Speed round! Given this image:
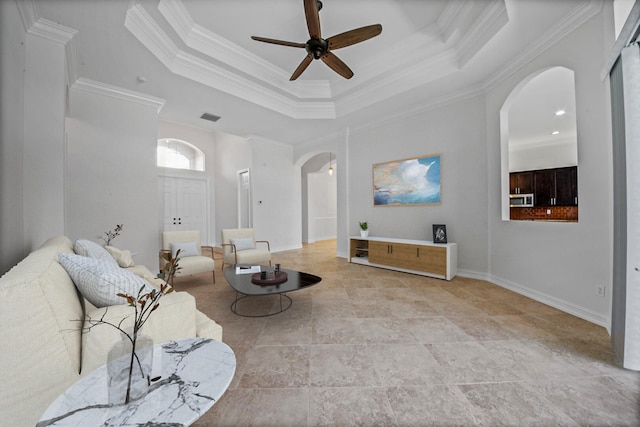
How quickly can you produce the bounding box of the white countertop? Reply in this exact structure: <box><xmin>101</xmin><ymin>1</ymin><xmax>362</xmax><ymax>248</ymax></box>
<box><xmin>351</xmin><ymin>235</ymin><xmax>456</xmax><ymax>247</ymax></box>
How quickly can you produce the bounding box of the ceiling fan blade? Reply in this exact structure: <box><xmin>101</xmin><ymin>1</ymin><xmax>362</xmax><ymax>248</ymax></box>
<box><xmin>327</xmin><ymin>24</ymin><xmax>382</xmax><ymax>50</ymax></box>
<box><xmin>321</xmin><ymin>52</ymin><xmax>354</xmax><ymax>79</ymax></box>
<box><xmin>290</xmin><ymin>55</ymin><xmax>313</xmax><ymax>81</ymax></box>
<box><xmin>304</xmin><ymin>0</ymin><xmax>321</xmax><ymax>39</ymax></box>
<box><xmin>251</xmin><ymin>36</ymin><xmax>305</xmax><ymax>48</ymax></box>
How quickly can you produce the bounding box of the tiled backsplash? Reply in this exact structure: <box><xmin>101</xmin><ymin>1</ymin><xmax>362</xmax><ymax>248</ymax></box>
<box><xmin>510</xmin><ymin>206</ymin><xmax>578</xmax><ymax>222</ymax></box>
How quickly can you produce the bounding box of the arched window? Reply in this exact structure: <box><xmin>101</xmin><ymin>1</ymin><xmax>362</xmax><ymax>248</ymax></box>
<box><xmin>157</xmin><ymin>138</ymin><xmax>205</xmax><ymax>171</ymax></box>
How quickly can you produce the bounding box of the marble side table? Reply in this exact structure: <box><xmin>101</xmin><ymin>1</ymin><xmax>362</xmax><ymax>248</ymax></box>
<box><xmin>37</xmin><ymin>338</ymin><xmax>235</xmax><ymax>426</ymax></box>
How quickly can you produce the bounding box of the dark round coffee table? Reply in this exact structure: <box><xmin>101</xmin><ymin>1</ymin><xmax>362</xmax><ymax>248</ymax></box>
<box><xmin>223</xmin><ymin>264</ymin><xmax>322</xmax><ymax>317</ymax></box>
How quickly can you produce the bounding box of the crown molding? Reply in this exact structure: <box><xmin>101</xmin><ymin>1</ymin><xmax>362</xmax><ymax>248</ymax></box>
<box><xmin>602</xmin><ymin>0</ymin><xmax>640</xmax><ymax>79</ymax></box>
<box><xmin>247</xmin><ymin>134</ymin><xmax>292</xmax><ymax>150</ymax></box>
<box><xmin>124</xmin><ymin>0</ymin><xmax>595</xmax><ymax>123</ymax></box>
<box><xmin>438</xmin><ymin>0</ymin><xmax>466</xmax><ymax>43</ymax></box>
<box><xmin>15</xmin><ymin>0</ymin><xmax>39</xmax><ymax>32</ymax></box>
<box><xmin>336</xmin><ymin>49</ymin><xmax>460</xmax><ymax>117</ymax></box>
<box><xmin>126</xmin><ymin>2</ymin><xmax>336</xmax><ymax>119</ymax></box>
<box><xmin>456</xmin><ymin>0</ymin><xmax>508</xmax><ymax>67</ymax></box>
<box><xmin>65</xmin><ymin>34</ymin><xmax>79</xmax><ymax>86</ymax></box>
<box><xmin>482</xmin><ymin>0</ymin><xmax>602</xmax><ymax>93</ymax></box>
<box><xmin>347</xmin><ymin>84</ymin><xmax>486</xmax><ymax>138</ymax></box>
<box><xmin>299</xmin><ymin>84</ymin><xmax>485</xmax><ymax>147</ymax></box>
<box><xmin>140</xmin><ymin>0</ymin><xmax>499</xmax><ymax>119</ymax></box>
<box><xmin>159</xmin><ymin>0</ymin><xmax>331</xmax><ymax>99</ymax></box>
<box><xmin>16</xmin><ymin>4</ymin><xmax>80</xmax><ymax>86</ymax></box>
<box><xmin>173</xmin><ymin>51</ymin><xmax>337</xmax><ymax>119</ymax></box>
<box><xmin>28</xmin><ymin>18</ymin><xmax>77</xmax><ymax>45</ymax></box>
<box><xmin>71</xmin><ymin>78</ymin><xmax>166</xmax><ymax>112</ymax></box>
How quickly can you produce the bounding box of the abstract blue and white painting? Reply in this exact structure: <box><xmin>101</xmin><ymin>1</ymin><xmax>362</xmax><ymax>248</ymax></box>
<box><xmin>373</xmin><ymin>154</ymin><xmax>441</xmax><ymax>206</ymax></box>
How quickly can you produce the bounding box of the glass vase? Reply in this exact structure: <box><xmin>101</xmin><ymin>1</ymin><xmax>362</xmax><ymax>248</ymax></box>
<box><xmin>107</xmin><ymin>331</ymin><xmax>153</xmax><ymax>404</ymax></box>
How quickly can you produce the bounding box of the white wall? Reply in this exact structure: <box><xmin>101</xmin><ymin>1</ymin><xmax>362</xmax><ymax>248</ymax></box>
<box><xmin>249</xmin><ymin>136</ymin><xmax>302</xmax><ymax>252</ymax></box>
<box><xmin>0</xmin><ymin>1</ymin><xmax>26</xmax><ymax>274</ymax></box>
<box><xmin>65</xmin><ymin>82</ymin><xmax>163</xmax><ymax>270</ymax></box>
<box><xmin>509</xmin><ymin>140</ymin><xmax>578</xmax><ymax>172</ymax></box>
<box><xmin>487</xmin><ymin>10</ymin><xmax>614</xmax><ymax>326</ymax></box>
<box><xmin>214</xmin><ymin>132</ymin><xmax>252</xmax><ymax>245</ymax></box>
<box><xmin>157</xmin><ymin>120</ymin><xmax>217</xmax><ymax>245</ymax></box>
<box><xmin>347</xmin><ymin>96</ymin><xmax>489</xmax><ymax>276</ymax></box>
<box><xmin>22</xmin><ymin>26</ymin><xmax>70</xmax><ymax>253</ymax></box>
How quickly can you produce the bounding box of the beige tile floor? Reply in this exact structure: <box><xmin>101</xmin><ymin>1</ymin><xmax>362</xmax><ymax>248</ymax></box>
<box><xmin>175</xmin><ymin>240</ymin><xmax>639</xmax><ymax>426</ymax></box>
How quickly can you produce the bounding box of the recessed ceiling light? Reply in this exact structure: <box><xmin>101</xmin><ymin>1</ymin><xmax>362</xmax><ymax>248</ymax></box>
<box><xmin>552</xmin><ymin>131</ymin><xmax>560</xmax><ymax>135</ymax></box>
<box><xmin>555</xmin><ymin>110</ymin><xmax>566</xmax><ymax>116</ymax></box>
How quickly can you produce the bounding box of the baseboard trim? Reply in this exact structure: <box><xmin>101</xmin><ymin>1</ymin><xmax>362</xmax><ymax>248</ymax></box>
<box><xmin>487</xmin><ymin>274</ymin><xmax>610</xmax><ymax>329</ymax></box>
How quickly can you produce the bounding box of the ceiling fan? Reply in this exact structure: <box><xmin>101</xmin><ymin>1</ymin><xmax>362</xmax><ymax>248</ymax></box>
<box><xmin>251</xmin><ymin>0</ymin><xmax>382</xmax><ymax>81</ymax></box>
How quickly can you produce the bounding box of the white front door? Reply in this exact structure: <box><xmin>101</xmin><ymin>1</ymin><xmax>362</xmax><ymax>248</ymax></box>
<box><xmin>160</xmin><ymin>176</ymin><xmax>209</xmax><ymax>242</ymax></box>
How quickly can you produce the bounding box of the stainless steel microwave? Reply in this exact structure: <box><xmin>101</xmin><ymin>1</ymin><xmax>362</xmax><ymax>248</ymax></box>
<box><xmin>509</xmin><ymin>193</ymin><xmax>534</xmax><ymax>207</ymax></box>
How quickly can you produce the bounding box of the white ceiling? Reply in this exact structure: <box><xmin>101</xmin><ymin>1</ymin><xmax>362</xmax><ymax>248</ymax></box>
<box><xmin>32</xmin><ymin>0</ymin><xmax>601</xmax><ymax>146</ymax></box>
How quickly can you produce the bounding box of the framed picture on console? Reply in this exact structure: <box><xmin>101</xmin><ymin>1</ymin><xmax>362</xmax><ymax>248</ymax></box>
<box><xmin>372</xmin><ymin>154</ymin><xmax>441</xmax><ymax>206</ymax></box>
<box><xmin>432</xmin><ymin>224</ymin><xmax>447</xmax><ymax>244</ymax></box>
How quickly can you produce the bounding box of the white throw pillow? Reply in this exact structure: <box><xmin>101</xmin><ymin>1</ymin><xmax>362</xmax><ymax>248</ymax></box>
<box><xmin>105</xmin><ymin>246</ymin><xmax>135</xmax><ymax>268</ymax></box>
<box><xmin>74</xmin><ymin>239</ymin><xmax>118</xmax><ymax>266</ymax></box>
<box><xmin>230</xmin><ymin>237</ymin><xmax>256</xmax><ymax>252</ymax></box>
<box><xmin>170</xmin><ymin>241</ymin><xmax>200</xmax><ymax>258</ymax></box>
<box><xmin>58</xmin><ymin>253</ymin><xmax>155</xmax><ymax>307</ymax></box>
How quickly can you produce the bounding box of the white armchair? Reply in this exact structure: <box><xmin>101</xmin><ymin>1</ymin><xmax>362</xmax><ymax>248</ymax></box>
<box><xmin>160</xmin><ymin>230</ymin><xmax>215</xmax><ymax>284</ymax></box>
<box><xmin>221</xmin><ymin>228</ymin><xmax>271</xmax><ymax>269</ymax></box>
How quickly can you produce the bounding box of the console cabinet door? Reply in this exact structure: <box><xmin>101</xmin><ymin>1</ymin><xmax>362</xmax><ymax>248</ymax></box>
<box><xmin>368</xmin><ymin>241</ymin><xmax>390</xmax><ymax>265</ymax></box>
<box><xmin>369</xmin><ymin>241</ymin><xmax>447</xmax><ymax>275</ymax></box>
<box><xmin>368</xmin><ymin>242</ymin><xmax>415</xmax><ymax>269</ymax></box>
<box><xmin>414</xmin><ymin>246</ymin><xmax>447</xmax><ymax>276</ymax></box>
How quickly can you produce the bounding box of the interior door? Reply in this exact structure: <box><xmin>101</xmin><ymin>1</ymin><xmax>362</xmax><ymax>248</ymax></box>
<box><xmin>237</xmin><ymin>169</ymin><xmax>251</xmax><ymax>228</ymax></box>
<box><xmin>159</xmin><ymin>176</ymin><xmax>208</xmax><ymax>242</ymax></box>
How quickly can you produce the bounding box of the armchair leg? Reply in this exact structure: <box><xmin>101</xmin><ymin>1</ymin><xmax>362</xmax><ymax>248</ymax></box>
<box><xmin>212</xmin><ymin>270</ymin><xmax>216</xmax><ymax>284</ymax></box>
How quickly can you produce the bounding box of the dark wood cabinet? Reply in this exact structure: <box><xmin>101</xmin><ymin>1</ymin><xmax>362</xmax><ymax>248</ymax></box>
<box><xmin>555</xmin><ymin>167</ymin><xmax>577</xmax><ymax>206</ymax></box>
<box><xmin>509</xmin><ymin>171</ymin><xmax>533</xmax><ymax>194</ymax></box>
<box><xmin>533</xmin><ymin>166</ymin><xmax>577</xmax><ymax>207</ymax></box>
<box><xmin>533</xmin><ymin>170</ymin><xmax>555</xmax><ymax>206</ymax></box>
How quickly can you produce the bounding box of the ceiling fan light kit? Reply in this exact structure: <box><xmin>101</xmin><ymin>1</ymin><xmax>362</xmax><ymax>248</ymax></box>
<box><xmin>251</xmin><ymin>0</ymin><xmax>382</xmax><ymax>81</ymax></box>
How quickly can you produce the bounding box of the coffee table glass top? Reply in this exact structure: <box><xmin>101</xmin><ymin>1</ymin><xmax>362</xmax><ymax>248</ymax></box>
<box><xmin>223</xmin><ymin>265</ymin><xmax>321</xmax><ymax>295</ymax></box>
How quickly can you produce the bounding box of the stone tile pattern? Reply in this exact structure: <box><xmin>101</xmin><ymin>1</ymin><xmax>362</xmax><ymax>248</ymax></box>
<box><xmin>179</xmin><ymin>240</ymin><xmax>639</xmax><ymax>426</ymax></box>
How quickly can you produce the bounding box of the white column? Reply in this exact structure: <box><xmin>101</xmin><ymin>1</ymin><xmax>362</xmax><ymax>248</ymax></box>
<box><xmin>22</xmin><ymin>20</ymin><xmax>76</xmax><ymax>249</ymax></box>
<box><xmin>622</xmin><ymin>42</ymin><xmax>640</xmax><ymax>370</ymax></box>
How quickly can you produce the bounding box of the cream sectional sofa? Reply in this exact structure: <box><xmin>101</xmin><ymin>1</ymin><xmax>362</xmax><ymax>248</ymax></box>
<box><xmin>0</xmin><ymin>236</ymin><xmax>223</xmax><ymax>427</ymax></box>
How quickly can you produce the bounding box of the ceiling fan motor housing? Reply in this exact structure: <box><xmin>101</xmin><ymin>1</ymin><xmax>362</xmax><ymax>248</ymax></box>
<box><xmin>306</xmin><ymin>38</ymin><xmax>328</xmax><ymax>59</ymax></box>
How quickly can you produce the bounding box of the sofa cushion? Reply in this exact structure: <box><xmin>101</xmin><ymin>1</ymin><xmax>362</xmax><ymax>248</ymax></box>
<box><xmin>59</xmin><ymin>253</ymin><xmax>154</xmax><ymax>307</ymax></box>
<box><xmin>0</xmin><ymin>236</ymin><xmax>83</xmax><ymax>427</ymax></box>
<box><xmin>230</xmin><ymin>237</ymin><xmax>255</xmax><ymax>251</ymax></box>
<box><xmin>74</xmin><ymin>239</ymin><xmax>118</xmax><ymax>266</ymax></box>
<box><xmin>105</xmin><ymin>245</ymin><xmax>135</xmax><ymax>268</ymax></box>
<box><xmin>174</xmin><ymin>255</ymin><xmax>215</xmax><ymax>277</ymax></box>
<box><xmin>170</xmin><ymin>241</ymin><xmax>200</xmax><ymax>258</ymax></box>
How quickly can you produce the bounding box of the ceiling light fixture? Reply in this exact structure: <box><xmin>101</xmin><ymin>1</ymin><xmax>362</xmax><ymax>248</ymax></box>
<box><xmin>555</xmin><ymin>110</ymin><xmax>566</xmax><ymax>116</ymax></box>
<box><xmin>552</xmin><ymin>131</ymin><xmax>560</xmax><ymax>135</ymax></box>
<box><xmin>328</xmin><ymin>152</ymin><xmax>334</xmax><ymax>176</ymax></box>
